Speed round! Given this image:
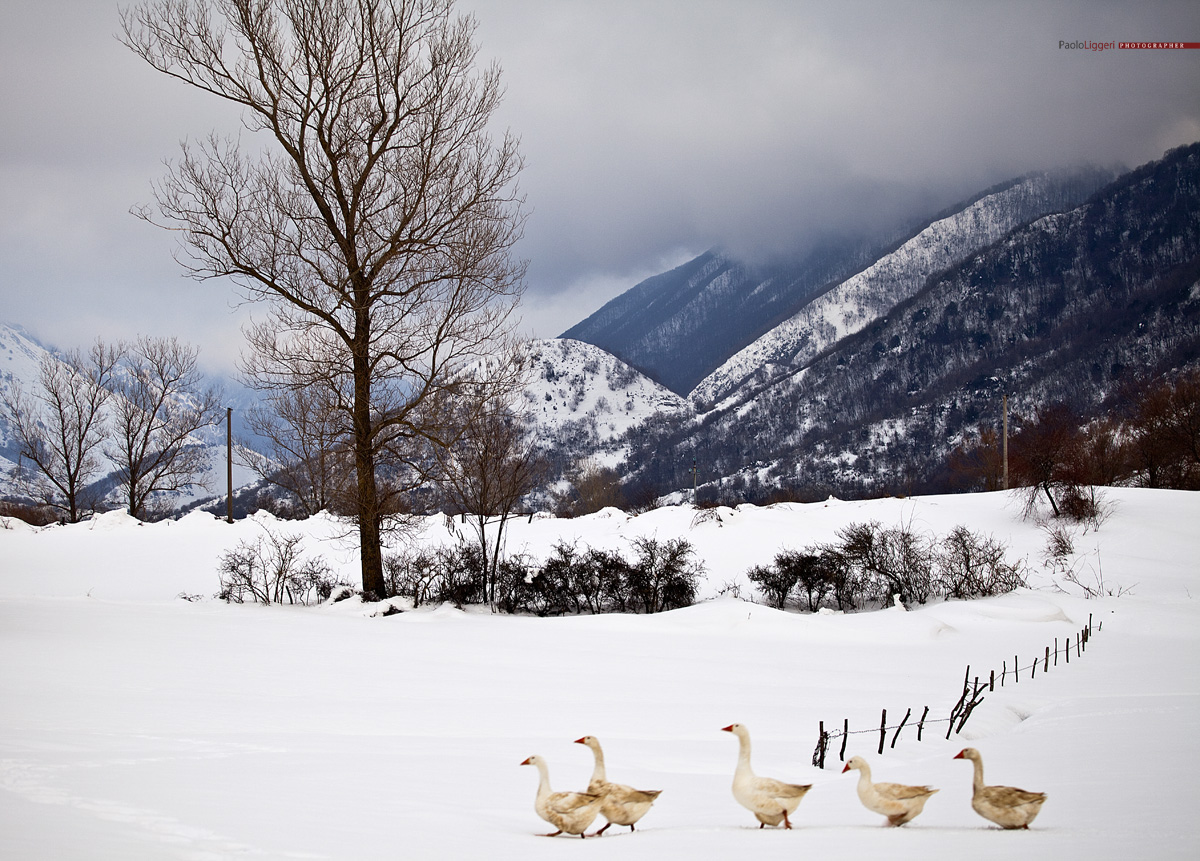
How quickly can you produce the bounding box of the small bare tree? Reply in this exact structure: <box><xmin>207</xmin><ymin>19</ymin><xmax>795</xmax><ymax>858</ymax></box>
<box><xmin>1009</xmin><ymin>402</ymin><xmax>1082</xmax><ymax>518</ymax></box>
<box><xmin>435</xmin><ymin>379</ymin><xmax>545</xmax><ymax>609</ymax></box>
<box><xmin>122</xmin><ymin>0</ymin><xmax>527</xmax><ymax>595</ymax></box>
<box><xmin>237</xmin><ymin>381</ymin><xmax>355</xmax><ymax>516</ymax></box>
<box><xmin>1</xmin><ymin>342</ymin><xmax>122</xmax><ymax>522</ymax></box>
<box><xmin>106</xmin><ymin>336</ymin><xmax>223</xmax><ymax>518</ymax></box>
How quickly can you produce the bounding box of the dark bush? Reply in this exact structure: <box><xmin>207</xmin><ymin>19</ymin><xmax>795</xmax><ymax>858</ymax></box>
<box><xmin>384</xmin><ymin>543</ymin><xmax>486</xmax><ymax>609</ymax></box>
<box><xmin>626</xmin><ymin>536</ymin><xmax>703</xmax><ymax>613</ymax></box>
<box><xmin>937</xmin><ymin>526</ymin><xmax>1027</xmax><ymax>599</ymax></box>
<box><xmin>746</xmin><ymin>521</ymin><xmax>1025</xmax><ymax>611</ymax></box>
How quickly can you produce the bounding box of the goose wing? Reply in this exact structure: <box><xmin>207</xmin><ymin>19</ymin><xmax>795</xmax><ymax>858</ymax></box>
<box><xmin>876</xmin><ymin>781</ymin><xmax>938</xmax><ymax>801</ymax></box>
<box><xmin>981</xmin><ymin>785</ymin><xmax>1046</xmax><ymax>808</ymax></box>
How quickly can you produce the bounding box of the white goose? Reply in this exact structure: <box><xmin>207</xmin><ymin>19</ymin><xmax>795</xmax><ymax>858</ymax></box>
<box><xmin>722</xmin><ymin>723</ymin><xmax>812</xmax><ymax>829</ymax></box>
<box><xmin>842</xmin><ymin>755</ymin><xmax>938</xmax><ymax>826</ymax></box>
<box><xmin>519</xmin><ymin>755</ymin><xmax>605</xmax><ymax>838</ymax></box>
<box><xmin>574</xmin><ymin>735</ymin><xmax>662</xmax><ymax>835</ymax></box>
<box><xmin>954</xmin><ymin>747</ymin><xmax>1047</xmax><ymax>829</ymax></box>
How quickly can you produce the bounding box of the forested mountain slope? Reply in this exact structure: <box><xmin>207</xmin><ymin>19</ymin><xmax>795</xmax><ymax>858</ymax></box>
<box><xmin>564</xmin><ymin>169</ymin><xmax>1112</xmax><ymax>398</ymax></box>
<box><xmin>619</xmin><ymin>144</ymin><xmax>1200</xmax><ymax>500</ymax></box>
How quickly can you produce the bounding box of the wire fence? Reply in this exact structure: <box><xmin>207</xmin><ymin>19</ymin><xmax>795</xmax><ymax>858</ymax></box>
<box><xmin>811</xmin><ymin>614</ymin><xmax>1099</xmax><ymax>769</ymax></box>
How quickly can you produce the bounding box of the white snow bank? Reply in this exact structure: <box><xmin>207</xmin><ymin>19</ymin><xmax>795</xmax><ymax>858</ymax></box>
<box><xmin>1</xmin><ymin>488</ymin><xmax>1197</xmax><ymax>859</ymax></box>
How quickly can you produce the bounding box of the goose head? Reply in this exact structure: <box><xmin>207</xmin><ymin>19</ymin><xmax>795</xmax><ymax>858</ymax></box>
<box><xmin>574</xmin><ymin>735</ymin><xmax>598</xmax><ymax>748</ymax></box>
<box><xmin>721</xmin><ymin>723</ymin><xmax>746</xmax><ymax>737</ymax></box>
<box><xmin>841</xmin><ymin>755</ymin><xmax>868</xmax><ymax>774</ymax></box>
<box><xmin>520</xmin><ymin>755</ymin><xmax>541</xmax><ymax>767</ymax></box>
<box><xmin>954</xmin><ymin>748</ymin><xmax>980</xmax><ymax>762</ymax></box>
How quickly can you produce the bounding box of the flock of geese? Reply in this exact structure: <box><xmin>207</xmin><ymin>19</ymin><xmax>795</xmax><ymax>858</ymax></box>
<box><xmin>521</xmin><ymin>724</ymin><xmax>1047</xmax><ymax>837</ymax></box>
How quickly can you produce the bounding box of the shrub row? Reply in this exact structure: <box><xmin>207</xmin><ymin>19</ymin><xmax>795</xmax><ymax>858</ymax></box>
<box><xmin>386</xmin><ymin>536</ymin><xmax>704</xmax><ymax>616</ymax></box>
<box><xmin>747</xmin><ymin>520</ymin><xmax>1026</xmax><ymax>611</ymax></box>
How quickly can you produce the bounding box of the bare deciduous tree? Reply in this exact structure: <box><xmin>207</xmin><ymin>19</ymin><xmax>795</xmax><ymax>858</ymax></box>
<box><xmin>1</xmin><ymin>342</ymin><xmax>121</xmax><ymax>522</ymax></box>
<box><xmin>237</xmin><ymin>380</ymin><xmax>355</xmax><ymax>517</ymax></box>
<box><xmin>1009</xmin><ymin>402</ymin><xmax>1082</xmax><ymax>518</ymax></box>
<box><xmin>435</xmin><ymin>380</ymin><xmax>545</xmax><ymax>608</ymax></box>
<box><xmin>106</xmin><ymin>336</ymin><xmax>223</xmax><ymax>519</ymax></box>
<box><xmin>122</xmin><ymin>0</ymin><xmax>526</xmax><ymax>595</ymax></box>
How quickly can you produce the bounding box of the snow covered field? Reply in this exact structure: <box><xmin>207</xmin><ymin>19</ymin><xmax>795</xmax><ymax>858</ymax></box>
<box><xmin>2</xmin><ymin>488</ymin><xmax>1197</xmax><ymax>859</ymax></box>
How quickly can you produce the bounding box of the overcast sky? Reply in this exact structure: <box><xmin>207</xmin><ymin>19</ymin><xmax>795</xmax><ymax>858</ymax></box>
<box><xmin>2</xmin><ymin>0</ymin><xmax>1198</xmax><ymax>377</ymax></box>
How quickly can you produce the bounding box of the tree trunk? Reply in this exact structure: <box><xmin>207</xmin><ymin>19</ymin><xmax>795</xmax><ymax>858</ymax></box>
<box><xmin>353</xmin><ymin>335</ymin><xmax>386</xmax><ymax>599</ymax></box>
<box><xmin>1042</xmin><ymin>481</ymin><xmax>1060</xmax><ymax>517</ymax></box>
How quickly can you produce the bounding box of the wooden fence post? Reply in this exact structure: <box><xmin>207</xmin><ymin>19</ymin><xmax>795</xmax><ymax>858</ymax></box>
<box><xmin>989</xmin><ymin>669</ymin><xmax>995</xmax><ymax>691</ymax></box>
<box><xmin>891</xmin><ymin>708</ymin><xmax>911</xmax><ymax>749</ymax></box>
<box><xmin>1044</xmin><ymin>646</ymin><xmax>1050</xmax><ymax>672</ymax></box>
<box><xmin>878</xmin><ymin>709</ymin><xmax>887</xmax><ymax>755</ymax></box>
<box><xmin>840</xmin><ymin>718</ymin><xmax>849</xmax><ymax>762</ymax></box>
<box><xmin>1014</xmin><ymin>655</ymin><xmax>1019</xmax><ymax>682</ymax></box>
<box><xmin>917</xmin><ymin>706</ymin><xmax>929</xmax><ymax>741</ymax></box>
<box><xmin>1054</xmin><ymin>637</ymin><xmax>1059</xmax><ymax>666</ymax></box>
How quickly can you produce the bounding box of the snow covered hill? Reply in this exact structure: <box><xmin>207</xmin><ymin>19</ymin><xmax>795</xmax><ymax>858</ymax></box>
<box><xmin>521</xmin><ymin>338</ymin><xmax>689</xmax><ymax>446</ymax></box>
<box><xmin>1</xmin><ymin>487</ymin><xmax>1197</xmax><ymax>859</ymax></box>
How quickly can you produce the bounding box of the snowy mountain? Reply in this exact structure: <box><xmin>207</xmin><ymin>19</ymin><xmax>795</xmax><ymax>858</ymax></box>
<box><xmin>691</xmin><ymin>170</ymin><xmax>1116</xmax><ymax>408</ymax></box>
<box><xmin>617</xmin><ymin>143</ymin><xmax>1200</xmax><ymax>501</ymax></box>
<box><xmin>520</xmin><ymin>338</ymin><xmax>689</xmax><ymax>455</ymax></box>
<box><xmin>565</xmin><ymin>168</ymin><xmax>1113</xmax><ymax>398</ymax></box>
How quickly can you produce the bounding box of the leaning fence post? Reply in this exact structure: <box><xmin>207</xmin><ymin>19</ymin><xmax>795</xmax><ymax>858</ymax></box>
<box><xmin>878</xmin><ymin>709</ymin><xmax>887</xmax><ymax>755</ymax></box>
<box><xmin>1088</xmin><ymin>613</ymin><xmax>1093</xmax><ymax>636</ymax></box>
<box><xmin>891</xmin><ymin>708</ymin><xmax>911</xmax><ymax>749</ymax></box>
<box><xmin>1031</xmin><ymin>653</ymin><xmax>1037</xmax><ymax>680</ymax></box>
<box><xmin>814</xmin><ymin>721</ymin><xmax>827</xmax><ymax>769</ymax></box>
<box><xmin>1054</xmin><ymin>637</ymin><xmax>1059</xmax><ymax>666</ymax></box>
<box><xmin>840</xmin><ymin>718</ymin><xmax>849</xmax><ymax>762</ymax></box>
<box><xmin>1001</xmin><ymin>660</ymin><xmax>1006</xmax><ymax>686</ymax></box>
<box><xmin>1044</xmin><ymin>646</ymin><xmax>1050</xmax><ymax>673</ymax></box>
<box><xmin>917</xmin><ymin>705</ymin><xmax>929</xmax><ymax>741</ymax></box>
<box><xmin>989</xmin><ymin>669</ymin><xmax>995</xmax><ymax>692</ymax></box>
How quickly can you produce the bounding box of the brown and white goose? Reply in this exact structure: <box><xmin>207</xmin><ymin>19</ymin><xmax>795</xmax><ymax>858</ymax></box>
<box><xmin>954</xmin><ymin>747</ymin><xmax>1047</xmax><ymax>829</ymax></box>
<box><xmin>520</xmin><ymin>755</ymin><xmax>605</xmax><ymax>838</ymax></box>
<box><xmin>722</xmin><ymin>723</ymin><xmax>812</xmax><ymax>829</ymax></box>
<box><xmin>573</xmin><ymin>735</ymin><xmax>662</xmax><ymax>835</ymax></box>
<box><xmin>842</xmin><ymin>755</ymin><xmax>938</xmax><ymax>826</ymax></box>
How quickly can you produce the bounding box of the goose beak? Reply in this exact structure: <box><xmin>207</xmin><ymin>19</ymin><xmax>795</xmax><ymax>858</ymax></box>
<box><xmin>520</xmin><ymin>757</ymin><xmax>532</xmax><ymax>766</ymax></box>
<box><xmin>573</xmin><ymin>737</ymin><xmax>587</xmax><ymax>744</ymax></box>
<box><xmin>720</xmin><ymin>724</ymin><xmax>734</xmax><ymax>732</ymax></box>
<box><xmin>953</xmin><ymin>750</ymin><xmax>965</xmax><ymax>760</ymax></box>
<box><xmin>841</xmin><ymin>762</ymin><xmax>851</xmax><ymax>773</ymax></box>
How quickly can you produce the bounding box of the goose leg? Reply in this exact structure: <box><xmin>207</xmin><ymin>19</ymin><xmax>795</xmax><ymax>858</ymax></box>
<box><xmin>540</xmin><ymin>830</ymin><xmax>563</xmax><ymax>838</ymax></box>
<box><xmin>593</xmin><ymin>822</ymin><xmax>612</xmax><ymax>836</ymax></box>
<box><xmin>782</xmin><ymin>809</ymin><xmax>793</xmax><ymax>830</ymax></box>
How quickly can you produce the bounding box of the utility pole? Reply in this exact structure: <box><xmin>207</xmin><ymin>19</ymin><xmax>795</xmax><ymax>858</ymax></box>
<box><xmin>226</xmin><ymin>407</ymin><xmax>234</xmax><ymax>523</ymax></box>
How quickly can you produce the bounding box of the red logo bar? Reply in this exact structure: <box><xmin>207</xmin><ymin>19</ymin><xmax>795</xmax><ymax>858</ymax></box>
<box><xmin>1119</xmin><ymin>42</ymin><xmax>1200</xmax><ymax>49</ymax></box>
